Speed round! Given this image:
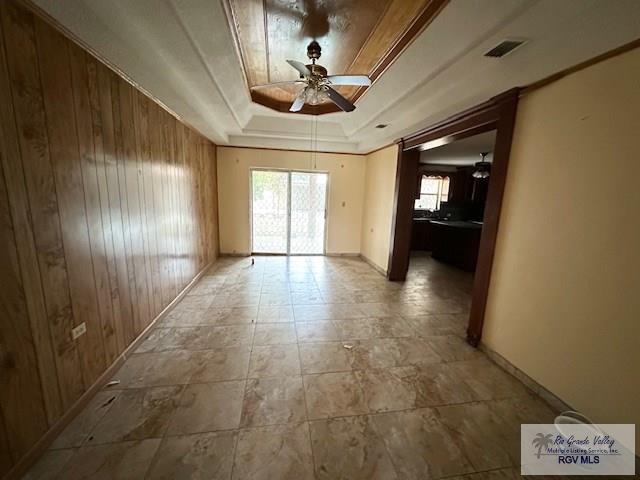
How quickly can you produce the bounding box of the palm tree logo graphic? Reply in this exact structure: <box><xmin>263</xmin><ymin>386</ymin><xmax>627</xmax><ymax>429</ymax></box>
<box><xmin>532</xmin><ymin>433</ymin><xmax>554</xmax><ymax>459</ymax></box>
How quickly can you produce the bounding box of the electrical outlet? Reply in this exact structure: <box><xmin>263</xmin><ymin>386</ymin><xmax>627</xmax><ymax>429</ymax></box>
<box><xmin>71</xmin><ymin>322</ymin><xmax>87</xmax><ymax>340</ymax></box>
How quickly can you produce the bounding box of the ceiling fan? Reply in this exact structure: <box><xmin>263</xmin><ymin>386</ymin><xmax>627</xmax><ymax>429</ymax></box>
<box><xmin>251</xmin><ymin>41</ymin><xmax>371</xmax><ymax>113</ymax></box>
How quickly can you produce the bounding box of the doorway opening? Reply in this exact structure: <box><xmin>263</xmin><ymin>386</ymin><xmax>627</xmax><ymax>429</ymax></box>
<box><xmin>412</xmin><ymin>130</ymin><xmax>496</xmax><ymax>269</ymax></box>
<box><xmin>387</xmin><ymin>89</ymin><xmax>519</xmax><ymax>346</ymax></box>
<box><xmin>251</xmin><ymin>169</ymin><xmax>328</xmax><ymax>255</ymax></box>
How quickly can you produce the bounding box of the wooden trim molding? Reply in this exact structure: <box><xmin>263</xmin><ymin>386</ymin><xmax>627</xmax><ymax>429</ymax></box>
<box><xmin>349</xmin><ymin>0</ymin><xmax>449</xmax><ymax>105</ymax></box>
<box><xmin>387</xmin><ymin>142</ymin><xmax>419</xmax><ymax>280</ymax></box>
<box><xmin>224</xmin><ymin>0</ymin><xmax>449</xmax><ymax>115</ymax></box>
<box><xmin>387</xmin><ymin>88</ymin><xmax>520</xmax><ymax>347</ymax></box>
<box><xmin>5</xmin><ymin>261</ymin><xmax>213</xmax><ymax>480</ymax></box>
<box><xmin>521</xmin><ymin>37</ymin><xmax>640</xmax><ymax>95</ymax></box>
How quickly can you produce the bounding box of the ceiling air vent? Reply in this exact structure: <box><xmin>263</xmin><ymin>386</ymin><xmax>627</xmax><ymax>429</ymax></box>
<box><xmin>484</xmin><ymin>39</ymin><xmax>527</xmax><ymax>58</ymax></box>
<box><xmin>375</xmin><ymin>124</ymin><xmax>389</xmax><ymax>129</ymax></box>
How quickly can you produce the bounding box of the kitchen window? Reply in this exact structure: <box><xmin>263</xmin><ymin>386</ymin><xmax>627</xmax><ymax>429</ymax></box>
<box><xmin>415</xmin><ymin>175</ymin><xmax>450</xmax><ymax>211</ymax></box>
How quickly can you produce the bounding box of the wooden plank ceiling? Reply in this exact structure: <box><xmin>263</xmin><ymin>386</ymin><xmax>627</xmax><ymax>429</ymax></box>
<box><xmin>225</xmin><ymin>0</ymin><xmax>448</xmax><ymax>114</ymax></box>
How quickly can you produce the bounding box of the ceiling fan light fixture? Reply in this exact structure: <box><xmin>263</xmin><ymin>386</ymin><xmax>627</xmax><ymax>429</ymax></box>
<box><xmin>257</xmin><ymin>41</ymin><xmax>371</xmax><ymax>113</ymax></box>
<box><xmin>472</xmin><ymin>152</ymin><xmax>491</xmax><ymax>179</ymax></box>
<box><xmin>472</xmin><ymin>169</ymin><xmax>490</xmax><ymax>179</ymax></box>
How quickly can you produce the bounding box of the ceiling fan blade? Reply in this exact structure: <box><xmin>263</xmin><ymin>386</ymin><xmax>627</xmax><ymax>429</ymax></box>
<box><xmin>251</xmin><ymin>80</ymin><xmax>306</xmax><ymax>89</ymax></box>
<box><xmin>325</xmin><ymin>86</ymin><xmax>355</xmax><ymax>112</ymax></box>
<box><xmin>327</xmin><ymin>75</ymin><xmax>372</xmax><ymax>86</ymax></box>
<box><xmin>286</xmin><ymin>59</ymin><xmax>311</xmax><ymax>77</ymax></box>
<box><xmin>289</xmin><ymin>87</ymin><xmax>307</xmax><ymax>112</ymax></box>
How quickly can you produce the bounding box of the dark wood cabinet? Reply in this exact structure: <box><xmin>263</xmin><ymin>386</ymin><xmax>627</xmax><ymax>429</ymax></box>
<box><xmin>411</xmin><ymin>219</ymin><xmax>434</xmax><ymax>250</ymax></box>
<box><xmin>430</xmin><ymin>221</ymin><xmax>482</xmax><ymax>271</ymax></box>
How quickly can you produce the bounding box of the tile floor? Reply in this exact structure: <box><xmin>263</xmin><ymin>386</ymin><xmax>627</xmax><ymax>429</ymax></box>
<box><xmin>25</xmin><ymin>254</ymin><xmax>560</xmax><ymax>479</ymax></box>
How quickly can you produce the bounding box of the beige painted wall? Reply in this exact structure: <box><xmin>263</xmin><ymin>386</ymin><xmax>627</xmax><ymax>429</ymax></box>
<box><xmin>217</xmin><ymin>146</ymin><xmax>365</xmax><ymax>255</ymax></box>
<box><xmin>360</xmin><ymin>145</ymin><xmax>398</xmax><ymax>272</ymax></box>
<box><xmin>483</xmin><ymin>47</ymin><xmax>640</xmax><ymax>448</ymax></box>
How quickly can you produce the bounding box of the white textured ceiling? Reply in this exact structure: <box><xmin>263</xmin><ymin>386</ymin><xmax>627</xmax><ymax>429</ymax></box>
<box><xmin>32</xmin><ymin>0</ymin><xmax>640</xmax><ymax>153</ymax></box>
<box><xmin>420</xmin><ymin>131</ymin><xmax>496</xmax><ymax>166</ymax></box>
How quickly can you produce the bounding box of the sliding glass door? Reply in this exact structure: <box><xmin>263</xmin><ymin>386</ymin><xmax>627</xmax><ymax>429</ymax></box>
<box><xmin>290</xmin><ymin>172</ymin><xmax>328</xmax><ymax>254</ymax></box>
<box><xmin>251</xmin><ymin>170</ymin><xmax>289</xmax><ymax>254</ymax></box>
<box><xmin>251</xmin><ymin>169</ymin><xmax>328</xmax><ymax>255</ymax></box>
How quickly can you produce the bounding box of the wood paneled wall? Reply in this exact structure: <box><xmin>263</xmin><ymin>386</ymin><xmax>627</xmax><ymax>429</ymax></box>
<box><xmin>0</xmin><ymin>1</ymin><xmax>219</xmax><ymax>476</ymax></box>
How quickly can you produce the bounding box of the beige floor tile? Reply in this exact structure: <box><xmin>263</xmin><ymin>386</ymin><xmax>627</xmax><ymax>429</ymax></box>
<box><xmin>167</xmin><ymin>381</ymin><xmax>245</xmax><ymax>435</ymax></box>
<box><xmin>174</xmin><ymin>296</ymin><xmax>214</xmax><ymax>313</ymax></box>
<box><xmin>35</xmin><ymin>254</ymin><xmax>556</xmax><ymax>479</ymax></box>
<box><xmin>390</xmin><ymin>337</ymin><xmax>444</xmax><ymax>366</ymax></box>
<box><xmin>487</xmin><ymin>396</ymin><xmax>557</xmax><ymax>465</ymax></box>
<box><xmin>310</xmin><ymin>416</ymin><xmax>398</xmax><ymax>479</ymax></box>
<box><xmin>295</xmin><ymin>321</ymin><xmax>341</xmax><ymax>342</ymax></box>
<box><xmin>351</xmin><ymin>337</ymin><xmax>442</xmax><ymax>369</ymax></box>
<box><xmin>256</xmin><ymin>305</ymin><xmax>295</xmax><ymax>323</ymax></box>
<box><xmin>253</xmin><ymin>323</ymin><xmax>297</xmax><ymax>345</ymax></box>
<box><xmin>423</xmin><ymin>335</ymin><xmax>484</xmax><ymax>362</ymax></box>
<box><xmin>136</xmin><ymin>326</ymin><xmax>254</xmax><ymax>352</ymax></box>
<box><xmin>51</xmin><ymin>390</ymin><xmax>120</xmax><ymax>449</ymax></box>
<box><xmin>328</xmin><ymin>304</ymin><xmax>367</xmax><ymax>319</ymax></box>
<box><xmin>58</xmin><ymin>439</ymin><xmax>160</xmax><ymax>479</ymax></box>
<box><xmin>320</xmin><ymin>291</ymin><xmax>357</xmax><ymax>304</ymax></box>
<box><xmin>395</xmin><ymin>362</ymin><xmax>479</xmax><ymax>407</ymax></box>
<box><xmin>259</xmin><ymin>293</ymin><xmax>291</xmax><ymax>306</ymax></box>
<box><xmin>336</xmin><ymin>317</ymin><xmax>413</xmax><ymax>340</ymax></box>
<box><xmin>240</xmin><ymin>376</ymin><xmax>306</xmax><ymax>427</ymax></box>
<box><xmin>145</xmin><ymin>431</ymin><xmax>237</xmax><ymax>479</ymax></box>
<box><xmin>156</xmin><ymin>309</ymin><xmax>188</xmax><ymax>328</ymax></box>
<box><xmin>232</xmin><ymin>423</ymin><xmax>314</xmax><ymax>480</ymax></box>
<box><xmin>372</xmin><ymin>408</ymin><xmax>475</xmax><ymax>479</ymax></box>
<box><xmin>88</xmin><ymin>386</ymin><xmax>182</xmax><ymax>444</ymax></box>
<box><xmin>189</xmin><ymin>347</ymin><xmax>251</xmax><ymax>383</ymax></box>
<box><xmin>290</xmin><ymin>291</ymin><xmax>325</xmax><ymax>304</ymax></box>
<box><xmin>226</xmin><ymin>294</ymin><xmax>261</xmax><ymax>307</ymax></box>
<box><xmin>248</xmin><ymin>345</ymin><xmax>301</xmax><ymax>378</ymax></box>
<box><xmin>403</xmin><ymin>314</ymin><xmax>466</xmax><ymax>337</ymax></box>
<box><xmin>23</xmin><ymin>449</ymin><xmax>75</xmax><ymax>480</ymax></box>
<box><xmin>304</xmin><ymin>371</ymin><xmax>368</xmax><ymax>419</ymax></box>
<box><xmin>134</xmin><ymin>328</ymin><xmax>185</xmax><ymax>353</ymax></box>
<box><xmin>355</xmin><ymin>368</ymin><xmax>418</xmax><ymax>412</ymax></box>
<box><xmin>434</xmin><ymin>401</ymin><xmax>515</xmax><ymax>471</ymax></box>
<box><xmin>450</xmin><ymin>358</ymin><xmax>531</xmax><ymax>400</ymax></box>
<box><xmin>260</xmin><ymin>283</ymin><xmax>289</xmax><ymax>294</ymax></box>
<box><xmin>112</xmin><ymin>351</ymin><xmax>199</xmax><ymax>388</ymax></box>
<box><xmin>447</xmin><ymin>468</ymin><xmax>521</xmax><ymax>480</ymax></box>
<box><xmin>293</xmin><ymin>304</ymin><xmax>333</xmax><ymax>321</ymax></box>
<box><xmin>299</xmin><ymin>341</ymin><xmax>355</xmax><ymax>373</ymax></box>
<box><xmin>358</xmin><ymin>303</ymin><xmax>401</xmax><ymax>317</ymax></box>
<box><xmin>199</xmin><ymin>306</ymin><xmax>258</xmax><ymax>326</ymax></box>
<box><xmin>205</xmin><ymin>325</ymin><xmax>255</xmax><ymax>349</ymax></box>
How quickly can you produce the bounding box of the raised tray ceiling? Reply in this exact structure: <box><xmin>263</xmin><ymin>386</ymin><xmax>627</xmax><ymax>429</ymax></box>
<box><xmin>224</xmin><ymin>0</ymin><xmax>448</xmax><ymax>115</ymax></box>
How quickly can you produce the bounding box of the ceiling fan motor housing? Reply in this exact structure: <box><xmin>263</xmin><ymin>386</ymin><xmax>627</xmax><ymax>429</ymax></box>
<box><xmin>307</xmin><ymin>40</ymin><xmax>322</xmax><ymax>61</ymax></box>
<box><xmin>308</xmin><ymin>64</ymin><xmax>327</xmax><ymax>77</ymax></box>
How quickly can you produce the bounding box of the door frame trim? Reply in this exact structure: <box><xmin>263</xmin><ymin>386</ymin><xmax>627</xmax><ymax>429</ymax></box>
<box><xmin>387</xmin><ymin>88</ymin><xmax>520</xmax><ymax>346</ymax></box>
<box><xmin>249</xmin><ymin>167</ymin><xmax>330</xmax><ymax>256</ymax></box>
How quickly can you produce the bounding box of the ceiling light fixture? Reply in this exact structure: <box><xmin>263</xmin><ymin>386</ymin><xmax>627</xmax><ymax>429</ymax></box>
<box><xmin>250</xmin><ymin>41</ymin><xmax>371</xmax><ymax>113</ymax></box>
<box><xmin>472</xmin><ymin>152</ymin><xmax>491</xmax><ymax>179</ymax></box>
<box><xmin>375</xmin><ymin>124</ymin><xmax>388</xmax><ymax>129</ymax></box>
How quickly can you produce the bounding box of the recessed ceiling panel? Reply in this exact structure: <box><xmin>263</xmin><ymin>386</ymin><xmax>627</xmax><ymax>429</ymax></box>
<box><xmin>225</xmin><ymin>0</ymin><xmax>448</xmax><ymax>114</ymax></box>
